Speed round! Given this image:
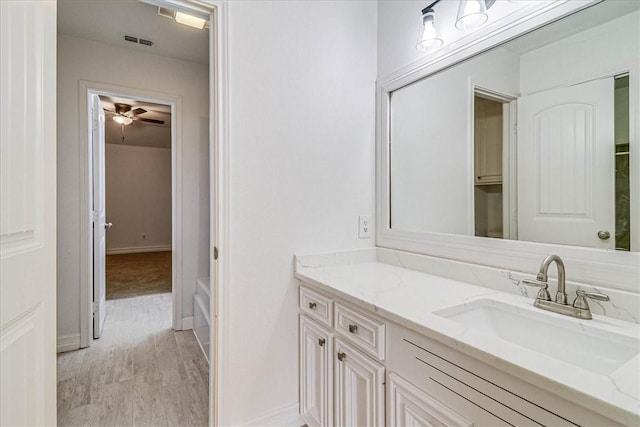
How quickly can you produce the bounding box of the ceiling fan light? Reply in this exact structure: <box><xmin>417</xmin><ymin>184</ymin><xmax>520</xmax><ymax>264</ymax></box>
<box><xmin>175</xmin><ymin>11</ymin><xmax>207</xmax><ymax>29</ymax></box>
<box><xmin>113</xmin><ymin>115</ymin><xmax>133</xmax><ymax>126</ymax></box>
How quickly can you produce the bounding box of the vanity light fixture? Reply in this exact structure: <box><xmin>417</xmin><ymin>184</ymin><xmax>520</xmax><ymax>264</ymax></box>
<box><xmin>417</xmin><ymin>7</ymin><xmax>444</xmax><ymax>51</ymax></box>
<box><xmin>416</xmin><ymin>0</ymin><xmax>497</xmax><ymax>52</ymax></box>
<box><xmin>456</xmin><ymin>0</ymin><xmax>489</xmax><ymax>30</ymax></box>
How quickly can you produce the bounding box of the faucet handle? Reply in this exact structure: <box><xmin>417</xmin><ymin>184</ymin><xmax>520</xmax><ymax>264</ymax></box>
<box><xmin>521</xmin><ymin>279</ymin><xmax>552</xmax><ymax>301</ymax></box>
<box><xmin>573</xmin><ymin>290</ymin><xmax>610</xmax><ymax>310</ymax></box>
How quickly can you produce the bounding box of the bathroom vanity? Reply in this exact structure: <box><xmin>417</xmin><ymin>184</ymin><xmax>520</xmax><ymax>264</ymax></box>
<box><xmin>295</xmin><ymin>249</ymin><xmax>639</xmax><ymax>427</ymax></box>
<box><xmin>296</xmin><ymin>1</ymin><xmax>640</xmax><ymax>425</ymax></box>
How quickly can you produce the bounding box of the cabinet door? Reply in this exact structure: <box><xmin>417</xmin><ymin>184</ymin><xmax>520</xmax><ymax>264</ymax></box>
<box><xmin>334</xmin><ymin>338</ymin><xmax>385</xmax><ymax>427</ymax></box>
<box><xmin>300</xmin><ymin>316</ymin><xmax>333</xmax><ymax>427</ymax></box>
<box><xmin>388</xmin><ymin>373</ymin><xmax>472</xmax><ymax>427</ymax></box>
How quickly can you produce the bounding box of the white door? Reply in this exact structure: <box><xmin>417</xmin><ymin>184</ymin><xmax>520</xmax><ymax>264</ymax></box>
<box><xmin>334</xmin><ymin>338</ymin><xmax>385</xmax><ymax>427</ymax></box>
<box><xmin>0</xmin><ymin>1</ymin><xmax>57</xmax><ymax>425</ymax></box>
<box><xmin>92</xmin><ymin>95</ymin><xmax>107</xmax><ymax>338</ymax></box>
<box><xmin>300</xmin><ymin>316</ymin><xmax>333</xmax><ymax>427</ymax></box>
<box><xmin>518</xmin><ymin>77</ymin><xmax>615</xmax><ymax>248</ymax></box>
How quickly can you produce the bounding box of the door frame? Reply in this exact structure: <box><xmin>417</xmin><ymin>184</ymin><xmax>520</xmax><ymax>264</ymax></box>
<box><xmin>79</xmin><ymin>81</ymin><xmax>183</xmax><ymax>345</ymax></box>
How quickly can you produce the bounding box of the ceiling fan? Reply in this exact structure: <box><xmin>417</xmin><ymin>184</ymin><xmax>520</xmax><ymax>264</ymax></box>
<box><xmin>104</xmin><ymin>103</ymin><xmax>165</xmax><ymax>126</ymax></box>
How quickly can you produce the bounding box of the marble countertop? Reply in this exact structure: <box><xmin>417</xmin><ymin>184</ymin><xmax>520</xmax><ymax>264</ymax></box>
<box><xmin>294</xmin><ymin>248</ymin><xmax>640</xmax><ymax>426</ymax></box>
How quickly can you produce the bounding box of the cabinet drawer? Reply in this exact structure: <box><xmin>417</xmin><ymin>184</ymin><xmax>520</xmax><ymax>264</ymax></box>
<box><xmin>300</xmin><ymin>286</ymin><xmax>333</xmax><ymax>327</ymax></box>
<box><xmin>335</xmin><ymin>302</ymin><xmax>385</xmax><ymax>360</ymax></box>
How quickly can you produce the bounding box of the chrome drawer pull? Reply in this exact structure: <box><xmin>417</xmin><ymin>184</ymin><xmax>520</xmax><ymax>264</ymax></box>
<box><xmin>308</xmin><ymin>302</ymin><xmax>317</xmax><ymax>309</ymax></box>
<box><xmin>348</xmin><ymin>324</ymin><xmax>358</xmax><ymax>334</ymax></box>
<box><xmin>337</xmin><ymin>352</ymin><xmax>346</xmax><ymax>361</ymax></box>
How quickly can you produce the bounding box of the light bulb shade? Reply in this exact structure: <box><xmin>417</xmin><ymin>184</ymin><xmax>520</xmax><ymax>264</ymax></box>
<box><xmin>175</xmin><ymin>11</ymin><xmax>207</xmax><ymax>29</ymax></box>
<box><xmin>113</xmin><ymin>115</ymin><xmax>133</xmax><ymax>125</ymax></box>
<box><xmin>416</xmin><ymin>9</ymin><xmax>443</xmax><ymax>52</ymax></box>
<box><xmin>456</xmin><ymin>0</ymin><xmax>488</xmax><ymax>30</ymax></box>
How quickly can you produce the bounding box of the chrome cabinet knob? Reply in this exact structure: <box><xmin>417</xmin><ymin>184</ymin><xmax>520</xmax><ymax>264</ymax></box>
<box><xmin>318</xmin><ymin>338</ymin><xmax>325</xmax><ymax>347</ymax></box>
<box><xmin>105</xmin><ymin>222</ymin><xmax>113</xmax><ymax>229</ymax></box>
<box><xmin>597</xmin><ymin>230</ymin><xmax>611</xmax><ymax>240</ymax></box>
<box><xmin>348</xmin><ymin>324</ymin><xmax>358</xmax><ymax>334</ymax></box>
<box><xmin>337</xmin><ymin>352</ymin><xmax>346</xmax><ymax>361</ymax></box>
<box><xmin>308</xmin><ymin>302</ymin><xmax>317</xmax><ymax>310</ymax></box>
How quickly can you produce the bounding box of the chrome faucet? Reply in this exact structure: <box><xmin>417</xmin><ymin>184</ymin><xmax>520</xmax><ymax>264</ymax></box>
<box><xmin>522</xmin><ymin>254</ymin><xmax>609</xmax><ymax>320</ymax></box>
<box><xmin>537</xmin><ymin>254</ymin><xmax>567</xmax><ymax>305</ymax></box>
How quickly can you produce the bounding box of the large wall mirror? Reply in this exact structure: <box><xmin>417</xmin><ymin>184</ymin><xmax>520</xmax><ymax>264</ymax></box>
<box><xmin>378</xmin><ymin>0</ymin><xmax>639</xmax><ymax>289</ymax></box>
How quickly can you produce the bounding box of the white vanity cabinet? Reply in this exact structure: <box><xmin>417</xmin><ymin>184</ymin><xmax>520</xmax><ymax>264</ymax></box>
<box><xmin>300</xmin><ymin>281</ymin><xmax>628</xmax><ymax>427</ymax></box>
<box><xmin>387</xmin><ymin>322</ymin><xmax>625</xmax><ymax>427</ymax></box>
<box><xmin>299</xmin><ymin>285</ymin><xmax>385</xmax><ymax>427</ymax></box>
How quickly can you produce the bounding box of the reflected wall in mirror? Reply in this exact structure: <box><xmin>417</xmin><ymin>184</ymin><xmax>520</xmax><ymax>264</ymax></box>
<box><xmin>389</xmin><ymin>1</ymin><xmax>639</xmax><ymax>252</ymax></box>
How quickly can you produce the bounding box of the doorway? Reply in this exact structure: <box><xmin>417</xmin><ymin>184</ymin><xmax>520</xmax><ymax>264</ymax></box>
<box><xmin>472</xmin><ymin>89</ymin><xmax>516</xmax><ymax>240</ymax></box>
<box><xmin>53</xmin><ymin>0</ymin><xmax>224</xmax><ymax>425</ymax></box>
<box><xmin>81</xmin><ymin>83</ymin><xmax>185</xmax><ymax>343</ymax></box>
<box><xmin>99</xmin><ymin>95</ymin><xmax>173</xmax><ymax>335</ymax></box>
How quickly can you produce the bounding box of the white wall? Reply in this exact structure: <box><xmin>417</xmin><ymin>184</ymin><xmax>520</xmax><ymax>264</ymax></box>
<box><xmin>105</xmin><ymin>143</ymin><xmax>172</xmax><ymax>253</ymax></box>
<box><xmin>223</xmin><ymin>1</ymin><xmax>377</xmax><ymax>424</ymax></box>
<box><xmin>56</xmin><ymin>34</ymin><xmax>209</xmax><ymax>343</ymax></box>
<box><xmin>390</xmin><ymin>48</ymin><xmax>519</xmax><ymax>235</ymax></box>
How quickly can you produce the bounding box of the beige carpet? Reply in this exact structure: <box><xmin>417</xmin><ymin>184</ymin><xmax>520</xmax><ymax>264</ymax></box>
<box><xmin>106</xmin><ymin>251</ymin><xmax>172</xmax><ymax>300</ymax></box>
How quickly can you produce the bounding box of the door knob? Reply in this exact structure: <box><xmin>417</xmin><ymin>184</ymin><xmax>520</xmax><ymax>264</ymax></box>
<box><xmin>105</xmin><ymin>222</ymin><xmax>113</xmax><ymax>229</ymax></box>
<box><xmin>597</xmin><ymin>230</ymin><xmax>610</xmax><ymax>240</ymax></box>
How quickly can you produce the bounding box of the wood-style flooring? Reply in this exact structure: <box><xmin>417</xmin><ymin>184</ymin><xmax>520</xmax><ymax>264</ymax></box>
<box><xmin>106</xmin><ymin>251</ymin><xmax>172</xmax><ymax>300</ymax></box>
<box><xmin>57</xmin><ymin>293</ymin><xmax>208</xmax><ymax>426</ymax></box>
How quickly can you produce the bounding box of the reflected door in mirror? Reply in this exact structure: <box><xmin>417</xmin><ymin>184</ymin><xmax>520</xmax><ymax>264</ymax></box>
<box><xmin>517</xmin><ymin>77</ymin><xmax>615</xmax><ymax>249</ymax></box>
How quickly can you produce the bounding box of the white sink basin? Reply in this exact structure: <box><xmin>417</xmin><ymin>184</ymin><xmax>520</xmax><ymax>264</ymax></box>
<box><xmin>435</xmin><ymin>298</ymin><xmax>639</xmax><ymax>375</ymax></box>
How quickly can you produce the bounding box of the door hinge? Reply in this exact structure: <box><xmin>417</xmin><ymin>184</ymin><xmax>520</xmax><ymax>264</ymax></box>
<box><xmin>213</xmin><ymin>246</ymin><xmax>219</xmax><ymax>260</ymax></box>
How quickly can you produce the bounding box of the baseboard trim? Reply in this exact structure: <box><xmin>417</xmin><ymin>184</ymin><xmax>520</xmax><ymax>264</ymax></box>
<box><xmin>181</xmin><ymin>316</ymin><xmax>194</xmax><ymax>330</ymax></box>
<box><xmin>57</xmin><ymin>334</ymin><xmax>81</xmax><ymax>353</ymax></box>
<box><xmin>242</xmin><ymin>402</ymin><xmax>303</xmax><ymax>427</ymax></box>
<box><xmin>106</xmin><ymin>245</ymin><xmax>171</xmax><ymax>255</ymax></box>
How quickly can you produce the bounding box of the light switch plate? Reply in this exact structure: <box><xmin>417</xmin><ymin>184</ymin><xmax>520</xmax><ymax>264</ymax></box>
<box><xmin>359</xmin><ymin>215</ymin><xmax>371</xmax><ymax>238</ymax></box>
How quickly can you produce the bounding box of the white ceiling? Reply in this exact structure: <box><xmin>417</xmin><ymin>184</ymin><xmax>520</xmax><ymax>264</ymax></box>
<box><xmin>100</xmin><ymin>95</ymin><xmax>171</xmax><ymax>149</ymax></box>
<box><xmin>57</xmin><ymin>0</ymin><xmax>209</xmax><ymax>65</ymax></box>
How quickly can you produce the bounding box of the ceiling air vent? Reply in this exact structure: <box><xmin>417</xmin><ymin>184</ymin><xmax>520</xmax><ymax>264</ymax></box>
<box><xmin>121</xmin><ymin>33</ymin><xmax>156</xmax><ymax>48</ymax></box>
<box><xmin>123</xmin><ymin>35</ymin><xmax>138</xmax><ymax>44</ymax></box>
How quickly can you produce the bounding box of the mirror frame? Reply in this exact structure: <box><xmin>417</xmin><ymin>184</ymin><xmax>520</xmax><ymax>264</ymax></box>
<box><xmin>376</xmin><ymin>0</ymin><xmax>640</xmax><ymax>291</ymax></box>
